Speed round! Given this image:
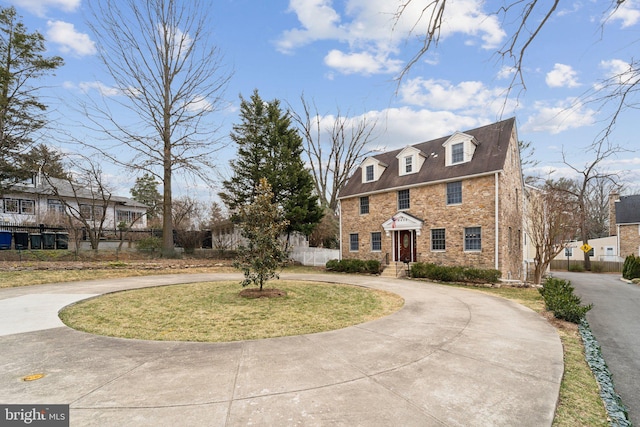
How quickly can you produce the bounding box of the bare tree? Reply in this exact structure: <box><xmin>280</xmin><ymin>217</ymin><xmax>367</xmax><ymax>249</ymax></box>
<box><xmin>525</xmin><ymin>183</ymin><xmax>578</xmax><ymax>284</ymax></box>
<box><xmin>83</xmin><ymin>0</ymin><xmax>232</xmax><ymax>257</ymax></box>
<box><xmin>290</xmin><ymin>95</ymin><xmax>378</xmax><ymax>211</ymax></box>
<box><xmin>394</xmin><ymin>1</ymin><xmax>638</xmax><ymax>132</ymax></box>
<box><xmin>43</xmin><ymin>155</ymin><xmax>112</xmax><ymax>252</ymax></box>
<box><xmin>172</xmin><ymin>195</ymin><xmax>207</xmax><ymax>253</ymax></box>
<box><xmin>552</xmin><ymin>140</ymin><xmax>624</xmax><ymax>270</ymax></box>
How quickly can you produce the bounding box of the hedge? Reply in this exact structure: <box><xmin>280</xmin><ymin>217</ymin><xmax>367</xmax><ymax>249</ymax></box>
<box><xmin>410</xmin><ymin>262</ymin><xmax>501</xmax><ymax>283</ymax></box>
<box><xmin>325</xmin><ymin>259</ymin><xmax>381</xmax><ymax>274</ymax></box>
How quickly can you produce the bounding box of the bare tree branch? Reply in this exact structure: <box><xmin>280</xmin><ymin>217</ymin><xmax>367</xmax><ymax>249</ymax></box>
<box><xmin>81</xmin><ymin>0</ymin><xmax>232</xmax><ymax>256</ymax></box>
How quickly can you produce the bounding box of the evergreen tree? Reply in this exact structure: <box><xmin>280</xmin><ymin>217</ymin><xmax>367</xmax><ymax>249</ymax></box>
<box><xmin>233</xmin><ymin>178</ymin><xmax>289</xmax><ymax>291</ymax></box>
<box><xmin>130</xmin><ymin>173</ymin><xmax>163</xmax><ymax>221</ymax></box>
<box><xmin>18</xmin><ymin>144</ymin><xmax>69</xmax><ymax>179</ymax></box>
<box><xmin>220</xmin><ymin>89</ymin><xmax>323</xmax><ymax>239</ymax></box>
<box><xmin>0</xmin><ymin>7</ymin><xmax>63</xmax><ymax>194</ymax></box>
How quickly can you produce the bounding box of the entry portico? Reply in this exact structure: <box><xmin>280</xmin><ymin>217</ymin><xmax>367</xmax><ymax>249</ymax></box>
<box><xmin>382</xmin><ymin>212</ymin><xmax>424</xmax><ymax>263</ymax></box>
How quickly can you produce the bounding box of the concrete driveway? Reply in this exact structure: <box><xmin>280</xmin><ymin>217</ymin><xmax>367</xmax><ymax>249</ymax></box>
<box><xmin>554</xmin><ymin>271</ymin><xmax>640</xmax><ymax>426</ymax></box>
<box><xmin>0</xmin><ymin>273</ymin><xmax>563</xmax><ymax>426</ymax></box>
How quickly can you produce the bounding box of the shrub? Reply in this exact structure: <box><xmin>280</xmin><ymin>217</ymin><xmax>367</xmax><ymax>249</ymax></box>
<box><xmin>410</xmin><ymin>262</ymin><xmax>501</xmax><ymax>283</ymax></box>
<box><xmin>568</xmin><ymin>263</ymin><xmax>584</xmax><ymax>272</ymax></box>
<box><xmin>591</xmin><ymin>263</ymin><xmax>604</xmax><ymax>273</ymax></box>
<box><xmin>622</xmin><ymin>254</ymin><xmax>640</xmax><ymax>280</ymax></box>
<box><xmin>539</xmin><ymin>277</ymin><xmax>592</xmax><ymax>323</ymax></box>
<box><xmin>137</xmin><ymin>236</ymin><xmax>162</xmax><ymax>252</ymax></box>
<box><xmin>325</xmin><ymin>259</ymin><xmax>380</xmax><ymax>274</ymax></box>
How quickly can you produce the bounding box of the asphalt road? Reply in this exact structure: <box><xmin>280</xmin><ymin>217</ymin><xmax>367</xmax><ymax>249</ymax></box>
<box><xmin>553</xmin><ymin>271</ymin><xmax>640</xmax><ymax>426</ymax></box>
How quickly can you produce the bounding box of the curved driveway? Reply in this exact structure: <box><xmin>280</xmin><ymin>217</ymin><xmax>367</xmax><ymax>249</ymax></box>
<box><xmin>0</xmin><ymin>273</ymin><xmax>563</xmax><ymax>426</ymax></box>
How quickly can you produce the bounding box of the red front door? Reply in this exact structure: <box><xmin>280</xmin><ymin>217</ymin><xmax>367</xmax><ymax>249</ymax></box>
<box><xmin>399</xmin><ymin>230</ymin><xmax>412</xmax><ymax>262</ymax></box>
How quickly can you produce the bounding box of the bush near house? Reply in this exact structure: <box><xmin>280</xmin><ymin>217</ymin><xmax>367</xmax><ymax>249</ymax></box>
<box><xmin>539</xmin><ymin>277</ymin><xmax>592</xmax><ymax>323</ymax></box>
<box><xmin>622</xmin><ymin>254</ymin><xmax>640</xmax><ymax>280</ymax></box>
<box><xmin>410</xmin><ymin>262</ymin><xmax>501</xmax><ymax>284</ymax></box>
<box><xmin>325</xmin><ymin>259</ymin><xmax>380</xmax><ymax>274</ymax></box>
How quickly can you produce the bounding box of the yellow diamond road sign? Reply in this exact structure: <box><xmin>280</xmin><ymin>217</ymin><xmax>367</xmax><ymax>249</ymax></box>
<box><xmin>580</xmin><ymin>243</ymin><xmax>593</xmax><ymax>253</ymax></box>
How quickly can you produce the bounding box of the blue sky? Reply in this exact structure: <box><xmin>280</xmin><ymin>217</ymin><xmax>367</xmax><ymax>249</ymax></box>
<box><xmin>5</xmin><ymin>0</ymin><xmax>640</xmax><ymax>200</ymax></box>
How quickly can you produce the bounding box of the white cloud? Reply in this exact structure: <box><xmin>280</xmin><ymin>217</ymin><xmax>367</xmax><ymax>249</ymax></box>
<box><xmin>186</xmin><ymin>96</ymin><xmax>213</xmax><ymax>112</ymax></box>
<box><xmin>545</xmin><ymin>63</ymin><xmax>580</xmax><ymax>88</ymax></box>
<box><xmin>276</xmin><ymin>0</ymin><xmax>505</xmax><ymax>75</ymax></box>
<box><xmin>522</xmin><ymin>98</ymin><xmax>597</xmax><ymax>134</ymax></box>
<box><xmin>497</xmin><ymin>65</ymin><xmax>515</xmax><ymax>80</ymax></box>
<box><xmin>46</xmin><ymin>21</ymin><xmax>96</xmax><ymax>57</ymax></box>
<box><xmin>324</xmin><ymin>49</ymin><xmax>402</xmax><ymax>75</ymax></box>
<box><xmin>607</xmin><ymin>0</ymin><xmax>640</xmax><ymax>28</ymax></box>
<box><xmin>6</xmin><ymin>0</ymin><xmax>80</xmax><ymax>16</ymax></box>
<box><xmin>398</xmin><ymin>77</ymin><xmax>517</xmax><ymax>117</ymax></box>
<box><xmin>75</xmin><ymin>81</ymin><xmax>120</xmax><ymax>97</ymax></box>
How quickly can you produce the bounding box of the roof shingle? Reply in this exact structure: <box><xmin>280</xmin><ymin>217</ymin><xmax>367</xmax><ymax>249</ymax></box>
<box><xmin>338</xmin><ymin>117</ymin><xmax>516</xmax><ymax>199</ymax></box>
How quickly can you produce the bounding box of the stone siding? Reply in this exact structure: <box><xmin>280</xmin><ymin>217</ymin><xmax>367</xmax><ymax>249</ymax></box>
<box><xmin>619</xmin><ymin>224</ymin><xmax>640</xmax><ymax>257</ymax></box>
<box><xmin>340</xmin><ymin>129</ymin><xmax>524</xmax><ymax>280</ymax></box>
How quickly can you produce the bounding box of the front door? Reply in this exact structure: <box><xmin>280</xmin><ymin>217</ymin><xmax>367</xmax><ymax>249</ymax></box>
<box><xmin>399</xmin><ymin>230</ymin><xmax>412</xmax><ymax>262</ymax></box>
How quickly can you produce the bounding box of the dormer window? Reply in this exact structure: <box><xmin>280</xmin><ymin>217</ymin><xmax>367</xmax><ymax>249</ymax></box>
<box><xmin>451</xmin><ymin>143</ymin><xmax>464</xmax><ymax>164</ymax></box>
<box><xmin>365</xmin><ymin>165</ymin><xmax>374</xmax><ymax>182</ymax></box>
<box><xmin>360</xmin><ymin>157</ymin><xmax>388</xmax><ymax>183</ymax></box>
<box><xmin>443</xmin><ymin>132</ymin><xmax>479</xmax><ymax>167</ymax></box>
<box><xmin>397</xmin><ymin>146</ymin><xmax>425</xmax><ymax>177</ymax></box>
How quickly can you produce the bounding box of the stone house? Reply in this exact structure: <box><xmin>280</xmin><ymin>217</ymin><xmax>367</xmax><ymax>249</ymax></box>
<box><xmin>337</xmin><ymin>117</ymin><xmax>525</xmax><ymax>280</ymax></box>
<box><xmin>609</xmin><ymin>192</ymin><xmax>640</xmax><ymax>257</ymax></box>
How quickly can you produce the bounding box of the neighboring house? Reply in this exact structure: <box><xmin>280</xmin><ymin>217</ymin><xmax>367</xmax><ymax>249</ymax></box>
<box><xmin>338</xmin><ymin>117</ymin><xmax>525</xmax><ymax>280</ymax></box>
<box><xmin>553</xmin><ymin>236</ymin><xmax>620</xmax><ymax>263</ymax></box>
<box><xmin>609</xmin><ymin>192</ymin><xmax>640</xmax><ymax>258</ymax></box>
<box><xmin>0</xmin><ymin>174</ymin><xmax>147</xmax><ymax>229</ymax></box>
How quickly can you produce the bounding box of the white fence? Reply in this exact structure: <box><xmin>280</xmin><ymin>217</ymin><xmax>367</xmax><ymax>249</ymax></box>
<box><xmin>290</xmin><ymin>247</ymin><xmax>339</xmax><ymax>267</ymax></box>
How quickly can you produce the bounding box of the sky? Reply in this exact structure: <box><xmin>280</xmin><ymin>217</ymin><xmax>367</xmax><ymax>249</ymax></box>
<box><xmin>4</xmin><ymin>0</ymin><xmax>640</xmax><ymax>202</ymax></box>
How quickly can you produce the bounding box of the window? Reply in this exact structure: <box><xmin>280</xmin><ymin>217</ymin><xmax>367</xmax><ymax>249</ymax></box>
<box><xmin>365</xmin><ymin>164</ymin><xmax>374</xmax><ymax>182</ymax></box>
<box><xmin>446</xmin><ymin>181</ymin><xmax>462</xmax><ymax>205</ymax></box>
<box><xmin>349</xmin><ymin>233</ymin><xmax>359</xmax><ymax>251</ymax></box>
<box><xmin>371</xmin><ymin>232</ymin><xmax>382</xmax><ymax>251</ymax></box>
<box><xmin>405</xmin><ymin>156</ymin><xmax>413</xmax><ymax>173</ymax></box>
<box><xmin>587</xmin><ymin>248</ymin><xmax>594</xmax><ymax>257</ymax></box>
<box><xmin>398</xmin><ymin>189</ymin><xmax>410</xmax><ymax>210</ymax></box>
<box><xmin>20</xmin><ymin>200</ymin><xmax>35</xmax><ymax>215</ymax></box>
<box><xmin>48</xmin><ymin>199</ymin><xmax>65</xmax><ymax>213</ymax></box>
<box><xmin>431</xmin><ymin>228</ymin><xmax>445</xmax><ymax>251</ymax></box>
<box><xmin>565</xmin><ymin>248</ymin><xmax>573</xmax><ymax>257</ymax></box>
<box><xmin>452</xmin><ymin>142</ymin><xmax>464</xmax><ymax>164</ymax></box>
<box><xmin>117</xmin><ymin>210</ymin><xmax>142</xmax><ymax>224</ymax></box>
<box><xmin>359</xmin><ymin>196</ymin><xmax>369</xmax><ymax>214</ymax></box>
<box><xmin>3</xmin><ymin>199</ymin><xmax>18</xmax><ymax>213</ymax></box>
<box><xmin>464</xmin><ymin>227</ymin><xmax>481</xmax><ymax>251</ymax></box>
<box><xmin>80</xmin><ymin>205</ymin><xmax>104</xmax><ymax>221</ymax></box>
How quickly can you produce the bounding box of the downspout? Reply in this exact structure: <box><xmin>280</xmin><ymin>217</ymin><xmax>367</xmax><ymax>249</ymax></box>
<box><xmin>338</xmin><ymin>200</ymin><xmax>343</xmax><ymax>260</ymax></box>
<box><xmin>495</xmin><ymin>172</ymin><xmax>500</xmax><ymax>271</ymax></box>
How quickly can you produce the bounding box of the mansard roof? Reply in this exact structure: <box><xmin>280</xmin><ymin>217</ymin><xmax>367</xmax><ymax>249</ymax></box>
<box><xmin>338</xmin><ymin>117</ymin><xmax>516</xmax><ymax>199</ymax></box>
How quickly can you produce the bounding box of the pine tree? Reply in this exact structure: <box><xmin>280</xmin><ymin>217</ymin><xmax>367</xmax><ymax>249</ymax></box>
<box><xmin>220</xmin><ymin>89</ymin><xmax>323</xmax><ymax>239</ymax></box>
<box><xmin>130</xmin><ymin>173</ymin><xmax>163</xmax><ymax>221</ymax></box>
<box><xmin>0</xmin><ymin>7</ymin><xmax>63</xmax><ymax>194</ymax></box>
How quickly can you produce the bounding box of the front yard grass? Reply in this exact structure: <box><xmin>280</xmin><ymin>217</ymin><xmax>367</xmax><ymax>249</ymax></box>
<box><xmin>59</xmin><ymin>280</ymin><xmax>404</xmax><ymax>342</ymax></box>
